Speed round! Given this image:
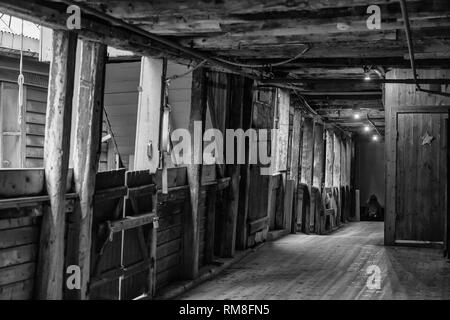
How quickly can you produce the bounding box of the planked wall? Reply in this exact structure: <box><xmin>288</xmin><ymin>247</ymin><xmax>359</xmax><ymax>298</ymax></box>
<box><xmin>384</xmin><ymin>68</ymin><xmax>450</xmax><ymax>245</ymax></box>
<box><xmin>0</xmin><ymin>55</ymin><xmax>49</xmax><ymax>169</ymax></box>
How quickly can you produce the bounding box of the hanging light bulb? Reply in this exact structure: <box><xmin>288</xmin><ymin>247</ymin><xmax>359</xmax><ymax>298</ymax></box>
<box><xmin>363</xmin><ymin>125</ymin><xmax>370</xmax><ymax>132</ymax></box>
<box><xmin>372</xmin><ymin>135</ymin><xmax>379</xmax><ymax>141</ymax></box>
<box><xmin>353</xmin><ymin>113</ymin><xmax>361</xmax><ymax>120</ymax></box>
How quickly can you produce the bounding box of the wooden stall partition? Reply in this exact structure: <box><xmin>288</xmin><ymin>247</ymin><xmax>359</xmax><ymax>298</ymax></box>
<box><xmin>154</xmin><ymin>167</ymin><xmax>188</xmax><ymax>291</ymax></box>
<box><xmin>197</xmin><ymin>165</ymin><xmax>216</xmax><ymax>267</ymax></box>
<box><xmin>0</xmin><ymin>169</ymin><xmax>75</xmax><ymax>300</ymax></box>
<box><xmin>121</xmin><ymin>170</ymin><xmax>158</xmax><ymax>300</ymax></box>
<box><xmin>0</xmin><ymin>169</ymin><xmax>45</xmax><ymax>299</ymax></box>
<box><xmin>88</xmin><ymin>169</ymin><xmax>127</xmax><ymax>300</ymax></box>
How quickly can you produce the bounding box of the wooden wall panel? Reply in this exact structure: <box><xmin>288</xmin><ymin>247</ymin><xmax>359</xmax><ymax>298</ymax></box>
<box><xmin>25</xmin><ymin>87</ymin><xmax>47</xmax><ymax>168</ymax></box>
<box><xmin>384</xmin><ymin>68</ymin><xmax>450</xmax><ymax>245</ymax></box>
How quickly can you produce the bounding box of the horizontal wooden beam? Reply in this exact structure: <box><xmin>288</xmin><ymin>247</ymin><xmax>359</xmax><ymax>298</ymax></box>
<box><xmin>107</xmin><ymin>212</ymin><xmax>157</xmax><ymax>233</ymax></box>
<box><xmin>265</xmin><ymin>78</ymin><xmax>450</xmax><ymax>84</ymax></box>
<box><xmin>80</xmin><ymin>0</ymin><xmax>426</xmax><ymax>20</ymax></box>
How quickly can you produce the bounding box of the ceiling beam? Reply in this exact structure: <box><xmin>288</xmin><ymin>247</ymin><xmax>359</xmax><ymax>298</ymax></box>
<box><xmin>265</xmin><ymin>78</ymin><xmax>450</xmax><ymax>84</ymax></box>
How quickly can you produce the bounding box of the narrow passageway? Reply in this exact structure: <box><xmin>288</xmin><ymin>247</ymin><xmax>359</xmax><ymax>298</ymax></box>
<box><xmin>179</xmin><ymin>222</ymin><xmax>450</xmax><ymax>300</ymax></box>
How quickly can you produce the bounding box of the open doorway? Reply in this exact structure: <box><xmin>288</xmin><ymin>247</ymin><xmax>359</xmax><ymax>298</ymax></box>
<box><xmin>354</xmin><ymin>134</ymin><xmax>385</xmax><ymax>223</ymax></box>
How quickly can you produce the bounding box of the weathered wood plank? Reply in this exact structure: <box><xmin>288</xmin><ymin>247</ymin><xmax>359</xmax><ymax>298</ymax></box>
<box><xmin>0</xmin><ymin>169</ymin><xmax>45</xmax><ymax>198</ymax></box>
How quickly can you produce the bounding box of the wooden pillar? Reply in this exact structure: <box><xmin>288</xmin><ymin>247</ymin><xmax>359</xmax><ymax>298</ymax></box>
<box><xmin>312</xmin><ymin>123</ymin><xmax>324</xmax><ymax>188</ymax></box>
<box><xmin>325</xmin><ymin>130</ymin><xmax>334</xmax><ymax>188</ymax></box>
<box><xmin>340</xmin><ymin>138</ymin><xmax>347</xmax><ymax>186</ymax></box>
<box><xmin>300</xmin><ymin>118</ymin><xmax>314</xmax><ymax>186</ymax></box>
<box><xmin>73</xmin><ymin>40</ymin><xmax>107</xmax><ymax>299</ymax></box>
<box><xmin>333</xmin><ymin>133</ymin><xmax>341</xmax><ymax>187</ymax></box>
<box><xmin>184</xmin><ymin>68</ymin><xmax>206</xmax><ymax>279</ymax></box>
<box><xmin>235</xmin><ymin>80</ymin><xmax>254</xmax><ymax>250</ymax></box>
<box><xmin>289</xmin><ymin>107</ymin><xmax>302</xmax><ymax>233</ymax></box>
<box><xmin>36</xmin><ymin>30</ymin><xmax>77</xmax><ymax>300</ymax></box>
<box><xmin>220</xmin><ymin>75</ymin><xmax>244</xmax><ymax>257</ymax></box>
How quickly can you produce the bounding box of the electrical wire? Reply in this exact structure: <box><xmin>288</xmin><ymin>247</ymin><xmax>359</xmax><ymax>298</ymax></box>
<box><xmin>165</xmin><ymin>59</ymin><xmax>207</xmax><ymax>82</ymax></box>
<box><xmin>215</xmin><ymin>45</ymin><xmax>311</xmax><ymax>69</ymax></box>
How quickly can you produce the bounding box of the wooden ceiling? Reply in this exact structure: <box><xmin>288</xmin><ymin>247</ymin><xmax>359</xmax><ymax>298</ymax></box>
<box><xmin>2</xmin><ymin>0</ymin><xmax>450</xmax><ymax>134</ymax></box>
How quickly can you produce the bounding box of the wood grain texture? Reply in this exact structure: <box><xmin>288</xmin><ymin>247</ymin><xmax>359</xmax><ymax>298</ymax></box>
<box><xmin>36</xmin><ymin>30</ymin><xmax>77</xmax><ymax>300</ymax></box>
<box><xmin>178</xmin><ymin>222</ymin><xmax>450</xmax><ymax>300</ymax></box>
<box><xmin>325</xmin><ymin>130</ymin><xmax>334</xmax><ymax>187</ymax></box>
<box><xmin>384</xmin><ymin>68</ymin><xmax>450</xmax><ymax>245</ymax></box>
<box><xmin>72</xmin><ymin>40</ymin><xmax>107</xmax><ymax>299</ymax></box>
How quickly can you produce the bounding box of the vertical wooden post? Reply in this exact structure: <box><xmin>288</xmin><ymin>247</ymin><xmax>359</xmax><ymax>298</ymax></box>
<box><xmin>73</xmin><ymin>40</ymin><xmax>107</xmax><ymax>299</ymax></box>
<box><xmin>312</xmin><ymin>123</ymin><xmax>324</xmax><ymax>188</ymax></box>
<box><xmin>220</xmin><ymin>75</ymin><xmax>244</xmax><ymax>257</ymax></box>
<box><xmin>289</xmin><ymin>107</ymin><xmax>302</xmax><ymax>233</ymax></box>
<box><xmin>325</xmin><ymin>130</ymin><xmax>334</xmax><ymax>188</ymax></box>
<box><xmin>333</xmin><ymin>133</ymin><xmax>341</xmax><ymax>187</ymax></box>
<box><xmin>184</xmin><ymin>67</ymin><xmax>206</xmax><ymax>279</ymax></box>
<box><xmin>300</xmin><ymin>118</ymin><xmax>314</xmax><ymax>186</ymax></box>
<box><xmin>300</xmin><ymin>117</ymin><xmax>314</xmax><ymax>233</ymax></box>
<box><xmin>235</xmin><ymin>79</ymin><xmax>254</xmax><ymax>250</ymax></box>
<box><xmin>37</xmin><ymin>30</ymin><xmax>77</xmax><ymax>300</ymax></box>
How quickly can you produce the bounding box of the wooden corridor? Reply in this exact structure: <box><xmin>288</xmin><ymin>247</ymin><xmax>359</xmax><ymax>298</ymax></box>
<box><xmin>178</xmin><ymin>222</ymin><xmax>450</xmax><ymax>300</ymax></box>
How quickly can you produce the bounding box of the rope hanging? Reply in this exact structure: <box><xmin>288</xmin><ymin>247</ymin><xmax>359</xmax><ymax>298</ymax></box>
<box><xmin>17</xmin><ymin>19</ymin><xmax>24</xmax><ymax>125</ymax></box>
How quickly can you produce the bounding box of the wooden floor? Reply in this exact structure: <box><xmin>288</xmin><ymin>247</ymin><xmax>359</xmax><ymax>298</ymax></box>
<box><xmin>178</xmin><ymin>222</ymin><xmax>450</xmax><ymax>300</ymax></box>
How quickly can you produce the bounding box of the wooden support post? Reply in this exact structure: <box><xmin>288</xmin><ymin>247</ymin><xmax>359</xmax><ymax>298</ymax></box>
<box><xmin>289</xmin><ymin>107</ymin><xmax>302</xmax><ymax>233</ymax></box>
<box><xmin>73</xmin><ymin>40</ymin><xmax>107</xmax><ymax>299</ymax></box>
<box><xmin>184</xmin><ymin>67</ymin><xmax>206</xmax><ymax>279</ymax></box>
<box><xmin>235</xmin><ymin>80</ymin><xmax>254</xmax><ymax>250</ymax></box>
<box><xmin>300</xmin><ymin>117</ymin><xmax>314</xmax><ymax>232</ymax></box>
<box><xmin>36</xmin><ymin>30</ymin><xmax>77</xmax><ymax>300</ymax></box>
<box><xmin>325</xmin><ymin>130</ymin><xmax>334</xmax><ymax>188</ymax></box>
<box><xmin>300</xmin><ymin>118</ymin><xmax>314</xmax><ymax>186</ymax></box>
<box><xmin>220</xmin><ymin>75</ymin><xmax>244</xmax><ymax>257</ymax></box>
<box><xmin>333</xmin><ymin>133</ymin><xmax>341</xmax><ymax>223</ymax></box>
<box><xmin>333</xmin><ymin>133</ymin><xmax>341</xmax><ymax>188</ymax></box>
<box><xmin>313</xmin><ymin>123</ymin><xmax>325</xmax><ymax>188</ymax></box>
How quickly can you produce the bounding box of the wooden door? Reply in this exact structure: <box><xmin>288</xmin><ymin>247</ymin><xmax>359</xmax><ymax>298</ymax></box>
<box><xmin>0</xmin><ymin>83</ymin><xmax>25</xmax><ymax>168</ymax></box>
<box><xmin>396</xmin><ymin>112</ymin><xmax>447</xmax><ymax>242</ymax></box>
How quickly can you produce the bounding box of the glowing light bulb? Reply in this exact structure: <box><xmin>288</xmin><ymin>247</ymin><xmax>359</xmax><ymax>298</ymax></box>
<box><xmin>354</xmin><ymin>113</ymin><xmax>361</xmax><ymax>120</ymax></box>
<box><xmin>364</xmin><ymin>74</ymin><xmax>371</xmax><ymax>81</ymax></box>
<box><xmin>372</xmin><ymin>135</ymin><xmax>379</xmax><ymax>141</ymax></box>
<box><xmin>363</xmin><ymin>125</ymin><xmax>370</xmax><ymax>132</ymax></box>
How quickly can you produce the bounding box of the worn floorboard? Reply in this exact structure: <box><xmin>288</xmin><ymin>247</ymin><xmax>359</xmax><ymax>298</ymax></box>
<box><xmin>178</xmin><ymin>222</ymin><xmax>450</xmax><ymax>300</ymax></box>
